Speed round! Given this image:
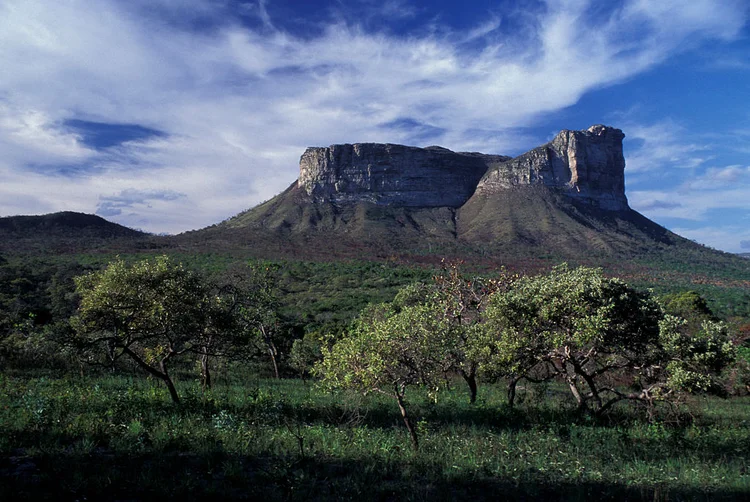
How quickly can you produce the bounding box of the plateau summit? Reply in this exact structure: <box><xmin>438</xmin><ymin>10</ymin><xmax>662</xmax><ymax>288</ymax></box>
<box><xmin>198</xmin><ymin>124</ymin><xmax>695</xmax><ymax>261</ymax></box>
<box><xmin>297</xmin><ymin>125</ymin><xmax>627</xmax><ymax>211</ymax></box>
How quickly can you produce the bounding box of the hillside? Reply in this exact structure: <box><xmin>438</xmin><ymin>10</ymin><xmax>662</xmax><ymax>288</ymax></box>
<box><xmin>177</xmin><ymin>125</ymin><xmax>743</xmax><ymax>267</ymax></box>
<box><xmin>0</xmin><ymin>211</ymin><xmax>152</xmax><ymax>254</ymax></box>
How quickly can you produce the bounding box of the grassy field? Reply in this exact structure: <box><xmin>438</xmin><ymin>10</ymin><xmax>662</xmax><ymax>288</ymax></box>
<box><xmin>1</xmin><ymin>373</ymin><xmax>749</xmax><ymax>500</ymax></box>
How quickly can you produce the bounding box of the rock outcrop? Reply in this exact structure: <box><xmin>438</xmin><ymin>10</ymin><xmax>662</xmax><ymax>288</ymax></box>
<box><xmin>298</xmin><ymin>143</ymin><xmax>509</xmax><ymax>208</ymax></box>
<box><xmin>475</xmin><ymin>125</ymin><xmax>628</xmax><ymax>210</ymax></box>
<box><xmin>296</xmin><ymin>125</ymin><xmax>628</xmax><ymax>212</ymax></box>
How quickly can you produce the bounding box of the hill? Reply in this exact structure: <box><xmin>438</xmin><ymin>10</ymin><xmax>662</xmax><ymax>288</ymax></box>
<box><xmin>0</xmin><ymin>211</ymin><xmax>152</xmax><ymax>254</ymax></box>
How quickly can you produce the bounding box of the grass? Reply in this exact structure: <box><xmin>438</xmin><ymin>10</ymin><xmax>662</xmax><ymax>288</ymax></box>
<box><xmin>1</xmin><ymin>373</ymin><xmax>749</xmax><ymax>500</ymax></box>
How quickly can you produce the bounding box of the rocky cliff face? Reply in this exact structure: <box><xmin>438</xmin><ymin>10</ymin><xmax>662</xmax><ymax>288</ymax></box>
<box><xmin>296</xmin><ymin>125</ymin><xmax>628</xmax><ymax>211</ymax></box>
<box><xmin>298</xmin><ymin>143</ymin><xmax>509</xmax><ymax>208</ymax></box>
<box><xmin>475</xmin><ymin>125</ymin><xmax>628</xmax><ymax>210</ymax></box>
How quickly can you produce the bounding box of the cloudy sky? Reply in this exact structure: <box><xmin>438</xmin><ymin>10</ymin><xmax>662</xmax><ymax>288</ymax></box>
<box><xmin>1</xmin><ymin>0</ymin><xmax>749</xmax><ymax>252</ymax></box>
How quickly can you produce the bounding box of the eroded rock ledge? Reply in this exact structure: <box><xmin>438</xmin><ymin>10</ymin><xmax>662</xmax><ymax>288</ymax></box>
<box><xmin>297</xmin><ymin>125</ymin><xmax>628</xmax><ymax>211</ymax></box>
<box><xmin>476</xmin><ymin>125</ymin><xmax>628</xmax><ymax>211</ymax></box>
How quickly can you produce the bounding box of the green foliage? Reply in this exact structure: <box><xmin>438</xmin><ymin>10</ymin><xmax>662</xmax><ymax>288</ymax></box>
<box><xmin>288</xmin><ymin>330</ymin><xmax>328</xmax><ymax>378</ymax></box>
<box><xmin>316</xmin><ymin>302</ymin><xmax>456</xmax><ymax>396</ymax></box>
<box><xmin>481</xmin><ymin>264</ymin><xmax>733</xmax><ymax>415</ymax></box>
<box><xmin>316</xmin><ymin>300</ymin><xmax>459</xmax><ymax>448</ymax></box>
<box><xmin>71</xmin><ymin>256</ymin><xmax>231</xmax><ymax>402</ymax></box>
<box><xmin>659</xmin><ymin>316</ymin><xmax>736</xmax><ymax>394</ymax></box>
<box><xmin>1</xmin><ymin>374</ymin><xmax>750</xmax><ymax>500</ymax></box>
<box><xmin>661</xmin><ymin>291</ymin><xmax>716</xmax><ymax>323</ymax></box>
<box><xmin>0</xmin><ymin>257</ymin><xmax>89</xmax><ymax>369</ymax></box>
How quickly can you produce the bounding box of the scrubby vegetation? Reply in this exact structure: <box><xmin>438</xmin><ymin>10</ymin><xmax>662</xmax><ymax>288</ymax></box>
<box><xmin>1</xmin><ymin>375</ymin><xmax>749</xmax><ymax>500</ymax></box>
<box><xmin>1</xmin><ymin>253</ymin><xmax>750</xmax><ymax>500</ymax></box>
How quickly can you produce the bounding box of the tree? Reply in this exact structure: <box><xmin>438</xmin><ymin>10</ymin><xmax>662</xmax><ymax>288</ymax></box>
<box><xmin>430</xmin><ymin>261</ymin><xmax>513</xmax><ymax>404</ymax></box>
<box><xmin>230</xmin><ymin>262</ymin><xmax>285</xmax><ymax>379</ymax></box>
<box><xmin>71</xmin><ymin>256</ymin><xmax>217</xmax><ymax>403</ymax></box>
<box><xmin>192</xmin><ymin>285</ymin><xmax>246</xmax><ymax>391</ymax></box>
<box><xmin>315</xmin><ymin>301</ymin><xmax>456</xmax><ymax>450</ymax></box>
<box><xmin>660</xmin><ymin>291</ymin><xmax>717</xmax><ymax>328</ymax></box>
<box><xmin>659</xmin><ymin>315</ymin><xmax>736</xmax><ymax>396</ymax></box>
<box><xmin>481</xmin><ymin>265</ymin><xmax>733</xmax><ymax>415</ymax></box>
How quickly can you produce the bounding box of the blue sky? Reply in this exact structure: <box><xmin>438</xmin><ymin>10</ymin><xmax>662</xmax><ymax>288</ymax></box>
<box><xmin>0</xmin><ymin>0</ymin><xmax>749</xmax><ymax>252</ymax></box>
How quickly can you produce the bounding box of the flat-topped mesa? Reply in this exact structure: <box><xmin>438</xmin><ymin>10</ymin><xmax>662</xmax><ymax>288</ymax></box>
<box><xmin>476</xmin><ymin>125</ymin><xmax>628</xmax><ymax>211</ymax></box>
<box><xmin>298</xmin><ymin>143</ymin><xmax>509</xmax><ymax>208</ymax></box>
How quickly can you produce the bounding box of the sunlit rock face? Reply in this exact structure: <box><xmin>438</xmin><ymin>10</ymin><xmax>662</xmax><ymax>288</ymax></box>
<box><xmin>297</xmin><ymin>125</ymin><xmax>628</xmax><ymax>211</ymax></box>
<box><xmin>475</xmin><ymin>125</ymin><xmax>628</xmax><ymax>210</ymax></box>
<box><xmin>298</xmin><ymin>143</ymin><xmax>509</xmax><ymax>208</ymax></box>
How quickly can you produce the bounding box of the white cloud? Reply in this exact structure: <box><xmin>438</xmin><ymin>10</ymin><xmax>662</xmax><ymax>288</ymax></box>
<box><xmin>0</xmin><ymin>0</ymin><xmax>746</xmax><ymax>235</ymax></box>
<box><xmin>624</xmin><ymin>120</ymin><xmax>712</xmax><ymax>175</ymax></box>
<box><xmin>679</xmin><ymin>165</ymin><xmax>750</xmax><ymax>191</ymax></box>
<box><xmin>629</xmin><ymin>184</ymin><xmax>750</xmax><ymax>222</ymax></box>
<box><xmin>672</xmin><ymin>225</ymin><xmax>750</xmax><ymax>255</ymax></box>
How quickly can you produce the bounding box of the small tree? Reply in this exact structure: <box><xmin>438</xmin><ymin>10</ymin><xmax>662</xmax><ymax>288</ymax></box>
<box><xmin>193</xmin><ymin>285</ymin><xmax>247</xmax><ymax>391</ymax></box>
<box><xmin>481</xmin><ymin>265</ymin><xmax>734</xmax><ymax>415</ymax></box>
<box><xmin>315</xmin><ymin>302</ymin><xmax>456</xmax><ymax>450</ymax></box>
<box><xmin>224</xmin><ymin>262</ymin><xmax>286</xmax><ymax>378</ymax></box>
<box><xmin>659</xmin><ymin>316</ymin><xmax>736</xmax><ymax>396</ymax></box>
<box><xmin>430</xmin><ymin>261</ymin><xmax>514</xmax><ymax>404</ymax></box>
<box><xmin>72</xmin><ymin>256</ymin><xmax>216</xmax><ymax>403</ymax></box>
<box><xmin>483</xmin><ymin>265</ymin><xmax>684</xmax><ymax>413</ymax></box>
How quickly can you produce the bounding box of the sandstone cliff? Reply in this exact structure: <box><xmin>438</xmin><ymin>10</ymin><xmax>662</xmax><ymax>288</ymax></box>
<box><xmin>298</xmin><ymin>143</ymin><xmax>509</xmax><ymax>208</ymax></box>
<box><xmin>296</xmin><ymin>125</ymin><xmax>628</xmax><ymax>211</ymax></box>
<box><xmin>200</xmin><ymin>124</ymin><xmax>710</xmax><ymax>262</ymax></box>
<box><xmin>475</xmin><ymin>125</ymin><xmax>627</xmax><ymax>210</ymax></box>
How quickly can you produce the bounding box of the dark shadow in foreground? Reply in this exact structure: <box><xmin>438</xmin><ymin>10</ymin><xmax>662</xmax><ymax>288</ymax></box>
<box><xmin>1</xmin><ymin>452</ymin><xmax>746</xmax><ymax>501</ymax></box>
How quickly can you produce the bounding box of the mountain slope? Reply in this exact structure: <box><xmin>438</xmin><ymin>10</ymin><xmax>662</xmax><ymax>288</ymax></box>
<box><xmin>0</xmin><ymin>212</ymin><xmax>150</xmax><ymax>254</ymax></box>
<box><xmin>180</xmin><ymin>125</ymin><xmax>728</xmax><ymax>266</ymax></box>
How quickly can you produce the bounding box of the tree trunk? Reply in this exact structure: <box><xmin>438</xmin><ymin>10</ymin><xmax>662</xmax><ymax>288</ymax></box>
<box><xmin>460</xmin><ymin>369</ymin><xmax>478</xmax><ymax>405</ymax></box>
<box><xmin>261</xmin><ymin>325</ymin><xmax>280</xmax><ymax>379</ymax></box>
<box><xmin>160</xmin><ymin>362</ymin><xmax>181</xmax><ymax>404</ymax></box>
<box><xmin>507</xmin><ymin>375</ymin><xmax>521</xmax><ymax>408</ymax></box>
<box><xmin>394</xmin><ymin>388</ymin><xmax>419</xmax><ymax>451</ymax></box>
<box><xmin>567</xmin><ymin>377</ymin><xmax>585</xmax><ymax>411</ymax></box>
<box><xmin>200</xmin><ymin>352</ymin><xmax>212</xmax><ymax>391</ymax></box>
<box><xmin>571</xmin><ymin>360</ymin><xmax>602</xmax><ymax>411</ymax></box>
<box><xmin>268</xmin><ymin>347</ymin><xmax>280</xmax><ymax>379</ymax></box>
<box><xmin>121</xmin><ymin>346</ymin><xmax>181</xmax><ymax>404</ymax></box>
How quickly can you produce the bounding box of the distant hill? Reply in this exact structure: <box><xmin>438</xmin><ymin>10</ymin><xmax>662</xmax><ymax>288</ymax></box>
<box><xmin>0</xmin><ymin>211</ymin><xmax>152</xmax><ymax>254</ymax></box>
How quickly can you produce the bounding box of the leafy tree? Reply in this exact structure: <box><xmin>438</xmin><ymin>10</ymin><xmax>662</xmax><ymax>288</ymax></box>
<box><xmin>659</xmin><ymin>316</ymin><xmax>736</xmax><ymax>395</ymax></box>
<box><xmin>660</xmin><ymin>291</ymin><xmax>717</xmax><ymax>327</ymax></box>
<box><xmin>289</xmin><ymin>330</ymin><xmax>328</xmax><ymax>379</ymax></box>
<box><xmin>71</xmin><ymin>256</ymin><xmax>219</xmax><ymax>403</ymax></box>
<box><xmin>228</xmin><ymin>262</ymin><xmax>286</xmax><ymax>378</ymax></box>
<box><xmin>191</xmin><ymin>284</ymin><xmax>248</xmax><ymax>391</ymax></box>
<box><xmin>316</xmin><ymin>302</ymin><xmax>456</xmax><ymax>450</ymax></box>
<box><xmin>429</xmin><ymin>261</ymin><xmax>513</xmax><ymax>403</ymax></box>
<box><xmin>481</xmin><ymin>265</ymin><xmax>733</xmax><ymax>415</ymax></box>
<box><xmin>0</xmin><ymin>258</ymin><xmax>87</xmax><ymax>370</ymax></box>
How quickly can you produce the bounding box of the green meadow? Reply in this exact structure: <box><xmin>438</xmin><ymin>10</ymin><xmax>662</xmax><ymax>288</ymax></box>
<box><xmin>2</xmin><ymin>373</ymin><xmax>749</xmax><ymax>500</ymax></box>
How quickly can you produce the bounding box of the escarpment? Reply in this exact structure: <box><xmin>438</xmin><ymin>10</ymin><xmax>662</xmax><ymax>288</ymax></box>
<box><xmin>298</xmin><ymin>143</ymin><xmax>509</xmax><ymax>208</ymax></box>
<box><xmin>211</xmin><ymin>124</ymin><xmax>689</xmax><ymax>260</ymax></box>
<box><xmin>474</xmin><ymin>125</ymin><xmax>628</xmax><ymax>211</ymax></box>
<box><xmin>296</xmin><ymin>125</ymin><xmax>628</xmax><ymax>212</ymax></box>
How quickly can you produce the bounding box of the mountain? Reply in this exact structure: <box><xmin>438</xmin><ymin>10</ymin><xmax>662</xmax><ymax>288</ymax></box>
<box><xmin>4</xmin><ymin>126</ymin><xmax>746</xmax><ymax>276</ymax></box>
<box><xmin>0</xmin><ymin>211</ymin><xmax>151</xmax><ymax>254</ymax></box>
<box><xmin>182</xmin><ymin>125</ymin><xmax>718</xmax><ymax>265</ymax></box>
